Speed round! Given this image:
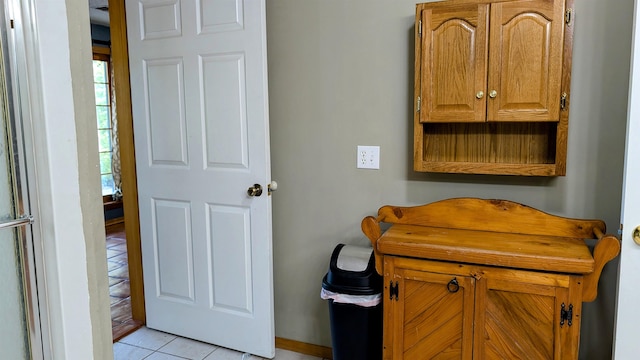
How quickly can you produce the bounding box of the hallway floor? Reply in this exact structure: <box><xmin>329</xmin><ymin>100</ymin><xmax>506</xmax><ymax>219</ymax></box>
<box><xmin>107</xmin><ymin>222</ymin><xmax>143</xmax><ymax>340</ymax></box>
<box><xmin>114</xmin><ymin>326</ymin><xmax>328</xmax><ymax>360</ymax></box>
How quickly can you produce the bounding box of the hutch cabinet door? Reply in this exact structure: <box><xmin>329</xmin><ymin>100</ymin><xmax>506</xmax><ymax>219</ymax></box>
<box><xmin>419</xmin><ymin>3</ymin><xmax>489</xmax><ymax>123</ymax></box>
<box><xmin>385</xmin><ymin>257</ymin><xmax>475</xmax><ymax>360</ymax></box>
<box><xmin>487</xmin><ymin>0</ymin><xmax>566</xmax><ymax>122</ymax></box>
<box><xmin>472</xmin><ymin>269</ymin><xmax>582</xmax><ymax>360</ymax></box>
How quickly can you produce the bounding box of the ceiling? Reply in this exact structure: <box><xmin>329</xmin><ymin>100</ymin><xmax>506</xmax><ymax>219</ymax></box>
<box><xmin>89</xmin><ymin>0</ymin><xmax>110</xmax><ymax>27</ymax></box>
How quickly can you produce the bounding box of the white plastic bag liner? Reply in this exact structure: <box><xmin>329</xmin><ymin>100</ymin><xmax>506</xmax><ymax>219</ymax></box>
<box><xmin>321</xmin><ymin>288</ymin><xmax>381</xmax><ymax>307</ymax></box>
<box><xmin>335</xmin><ymin>245</ymin><xmax>373</xmax><ymax>272</ymax></box>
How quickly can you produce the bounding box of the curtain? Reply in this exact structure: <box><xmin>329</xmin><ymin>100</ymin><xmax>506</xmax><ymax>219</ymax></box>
<box><xmin>110</xmin><ymin>56</ymin><xmax>122</xmax><ymax>201</ymax></box>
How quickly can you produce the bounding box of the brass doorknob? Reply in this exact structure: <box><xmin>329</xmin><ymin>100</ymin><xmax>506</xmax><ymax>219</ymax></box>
<box><xmin>476</xmin><ymin>91</ymin><xmax>484</xmax><ymax>99</ymax></box>
<box><xmin>634</xmin><ymin>226</ymin><xmax>640</xmax><ymax>245</ymax></box>
<box><xmin>489</xmin><ymin>90</ymin><xmax>497</xmax><ymax>98</ymax></box>
<box><xmin>247</xmin><ymin>184</ymin><xmax>263</xmax><ymax>197</ymax></box>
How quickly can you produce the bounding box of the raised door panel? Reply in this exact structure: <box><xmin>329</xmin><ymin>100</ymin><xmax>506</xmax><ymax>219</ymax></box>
<box><xmin>144</xmin><ymin>58</ymin><xmax>188</xmax><ymax>166</ymax></box>
<box><xmin>420</xmin><ymin>3</ymin><xmax>489</xmax><ymax>123</ymax></box>
<box><xmin>391</xmin><ymin>263</ymin><xmax>475</xmax><ymax>360</ymax></box>
<box><xmin>473</xmin><ymin>269</ymin><xmax>581</xmax><ymax>360</ymax></box>
<box><xmin>487</xmin><ymin>0</ymin><xmax>565</xmax><ymax>122</ymax></box>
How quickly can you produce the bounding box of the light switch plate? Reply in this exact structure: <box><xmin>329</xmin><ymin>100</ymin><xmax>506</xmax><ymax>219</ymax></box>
<box><xmin>357</xmin><ymin>146</ymin><xmax>380</xmax><ymax>169</ymax></box>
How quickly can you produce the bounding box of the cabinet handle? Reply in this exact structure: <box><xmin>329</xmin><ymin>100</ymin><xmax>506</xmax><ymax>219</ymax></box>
<box><xmin>476</xmin><ymin>91</ymin><xmax>484</xmax><ymax>99</ymax></box>
<box><xmin>489</xmin><ymin>90</ymin><xmax>497</xmax><ymax>98</ymax></box>
<box><xmin>447</xmin><ymin>278</ymin><xmax>460</xmax><ymax>293</ymax></box>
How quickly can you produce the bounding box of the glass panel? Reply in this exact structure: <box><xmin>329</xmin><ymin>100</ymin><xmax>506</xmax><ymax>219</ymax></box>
<box><xmin>101</xmin><ymin>174</ymin><xmax>114</xmax><ymax>196</ymax></box>
<box><xmin>0</xmin><ymin>51</ymin><xmax>30</xmax><ymax>359</ymax></box>
<box><xmin>96</xmin><ymin>105</ymin><xmax>110</xmax><ymax>129</ymax></box>
<box><xmin>93</xmin><ymin>58</ymin><xmax>113</xmax><ymax>196</ymax></box>
<box><xmin>92</xmin><ymin>60</ymin><xmax>107</xmax><ymax>83</ymax></box>
<box><xmin>98</xmin><ymin>129</ymin><xmax>112</xmax><ymax>153</ymax></box>
<box><xmin>99</xmin><ymin>152</ymin><xmax>112</xmax><ymax>174</ymax></box>
<box><xmin>94</xmin><ymin>83</ymin><xmax>109</xmax><ymax>106</ymax></box>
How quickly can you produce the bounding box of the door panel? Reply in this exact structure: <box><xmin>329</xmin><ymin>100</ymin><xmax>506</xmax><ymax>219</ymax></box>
<box><xmin>483</xmin><ymin>289</ymin><xmax>555</xmax><ymax>359</ymax></box>
<box><xmin>153</xmin><ymin>199</ymin><xmax>194</xmax><ymax>302</ymax></box>
<box><xmin>208</xmin><ymin>204</ymin><xmax>252</xmax><ymax>313</ymax></box>
<box><xmin>393</xmin><ymin>266</ymin><xmax>475</xmax><ymax>360</ymax></box>
<box><xmin>488</xmin><ymin>0</ymin><xmax>564</xmax><ymax>121</ymax></box>
<box><xmin>473</xmin><ymin>272</ymin><xmax>576</xmax><ymax>360</ymax></box>
<box><xmin>145</xmin><ymin>59</ymin><xmax>188</xmax><ymax>165</ymax></box>
<box><xmin>199</xmin><ymin>0</ymin><xmax>244</xmax><ymax>32</ymax></box>
<box><xmin>202</xmin><ymin>53</ymin><xmax>248</xmax><ymax>168</ymax></box>
<box><xmin>421</xmin><ymin>3</ymin><xmax>489</xmax><ymax>123</ymax></box>
<box><xmin>126</xmin><ymin>0</ymin><xmax>273</xmax><ymax>357</ymax></box>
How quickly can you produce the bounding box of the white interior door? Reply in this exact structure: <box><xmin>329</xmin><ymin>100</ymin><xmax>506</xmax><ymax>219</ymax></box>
<box><xmin>126</xmin><ymin>0</ymin><xmax>274</xmax><ymax>357</ymax></box>
<box><xmin>613</xmin><ymin>0</ymin><xmax>640</xmax><ymax>357</ymax></box>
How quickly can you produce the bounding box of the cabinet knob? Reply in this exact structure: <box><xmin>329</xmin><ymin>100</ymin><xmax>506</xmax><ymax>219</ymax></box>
<box><xmin>634</xmin><ymin>226</ymin><xmax>640</xmax><ymax>245</ymax></box>
<box><xmin>489</xmin><ymin>90</ymin><xmax>498</xmax><ymax>98</ymax></box>
<box><xmin>476</xmin><ymin>91</ymin><xmax>484</xmax><ymax>99</ymax></box>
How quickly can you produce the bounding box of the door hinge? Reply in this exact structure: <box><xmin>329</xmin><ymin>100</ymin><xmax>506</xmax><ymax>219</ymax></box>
<box><xmin>418</xmin><ymin>20</ymin><xmax>422</xmax><ymax>38</ymax></box>
<box><xmin>565</xmin><ymin>8</ymin><xmax>573</xmax><ymax>26</ymax></box>
<box><xmin>417</xmin><ymin>96</ymin><xmax>421</xmax><ymax>112</ymax></box>
<box><xmin>560</xmin><ymin>303</ymin><xmax>573</xmax><ymax>327</ymax></box>
<box><xmin>560</xmin><ymin>92</ymin><xmax>567</xmax><ymax>110</ymax></box>
<box><xmin>389</xmin><ymin>281</ymin><xmax>399</xmax><ymax>301</ymax></box>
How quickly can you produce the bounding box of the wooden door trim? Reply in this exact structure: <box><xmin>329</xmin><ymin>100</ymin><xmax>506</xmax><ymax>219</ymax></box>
<box><xmin>108</xmin><ymin>0</ymin><xmax>146</xmax><ymax>323</ymax></box>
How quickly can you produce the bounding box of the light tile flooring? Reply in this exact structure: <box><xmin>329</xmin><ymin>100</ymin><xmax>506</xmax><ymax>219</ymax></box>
<box><xmin>114</xmin><ymin>327</ymin><xmax>329</xmax><ymax>360</ymax></box>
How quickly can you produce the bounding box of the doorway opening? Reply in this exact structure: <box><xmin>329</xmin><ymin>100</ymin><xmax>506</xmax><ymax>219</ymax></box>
<box><xmin>90</xmin><ymin>0</ymin><xmax>146</xmax><ymax>341</ymax></box>
<box><xmin>90</xmin><ymin>42</ymin><xmax>141</xmax><ymax>339</ymax></box>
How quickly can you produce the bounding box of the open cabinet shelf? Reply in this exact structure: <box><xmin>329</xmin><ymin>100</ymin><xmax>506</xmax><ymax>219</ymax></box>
<box><xmin>415</xmin><ymin>121</ymin><xmax>566</xmax><ymax>176</ymax></box>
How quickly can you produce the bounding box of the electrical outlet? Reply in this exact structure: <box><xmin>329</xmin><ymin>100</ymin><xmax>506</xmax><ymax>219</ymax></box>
<box><xmin>357</xmin><ymin>146</ymin><xmax>380</xmax><ymax>169</ymax></box>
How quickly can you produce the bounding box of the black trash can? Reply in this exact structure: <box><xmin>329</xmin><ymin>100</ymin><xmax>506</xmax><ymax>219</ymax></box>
<box><xmin>321</xmin><ymin>244</ymin><xmax>383</xmax><ymax>360</ymax></box>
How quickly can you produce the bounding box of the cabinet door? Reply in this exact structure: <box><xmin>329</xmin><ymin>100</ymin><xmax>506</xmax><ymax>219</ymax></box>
<box><xmin>473</xmin><ymin>269</ymin><xmax>582</xmax><ymax>360</ymax></box>
<box><xmin>386</xmin><ymin>258</ymin><xmax>475</xmax><ymax>360</ymax></box>
<box><xmin>419</xmin><ymin>3</ymin><xmax>489</xmax><ymax>123</ymax></box>
<box><xmin>487</xmin><ymin>0</ymin><xmax>565</xmax><ymax>122</ymax></box>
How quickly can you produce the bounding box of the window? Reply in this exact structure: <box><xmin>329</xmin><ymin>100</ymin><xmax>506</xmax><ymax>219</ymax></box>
<box><xmin>92</xmin><ymin>51</ymin><xmax>114</xmax><ymax>196</ymax></box>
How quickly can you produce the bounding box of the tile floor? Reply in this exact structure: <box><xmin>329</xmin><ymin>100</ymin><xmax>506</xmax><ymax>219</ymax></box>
<box><xmin>114</xmin><ymin>326</ymin><xmax>329</xmax><ymax>360</ymax></box>
<box><xmin>108</xmin><ymin>224</ymin><xmax>329</xmax><ymax>359</ymax></box>
<box><xmin>107</xmin><ymin>222</ymin><xmax>143</xmax><ymax>340</ymax></box>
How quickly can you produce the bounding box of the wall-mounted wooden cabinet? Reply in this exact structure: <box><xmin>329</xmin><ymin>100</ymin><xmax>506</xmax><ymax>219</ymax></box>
<box><xmin>413</xmin><ymin>0</ymin><xmax>574</xmax><ymax>176</ymax></box>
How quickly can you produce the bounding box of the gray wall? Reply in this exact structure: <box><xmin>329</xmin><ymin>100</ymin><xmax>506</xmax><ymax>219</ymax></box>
<box><xmin>266</xmin><ymin>1</ymin><xmax>632</xmax><ymax>358</ymax></box>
